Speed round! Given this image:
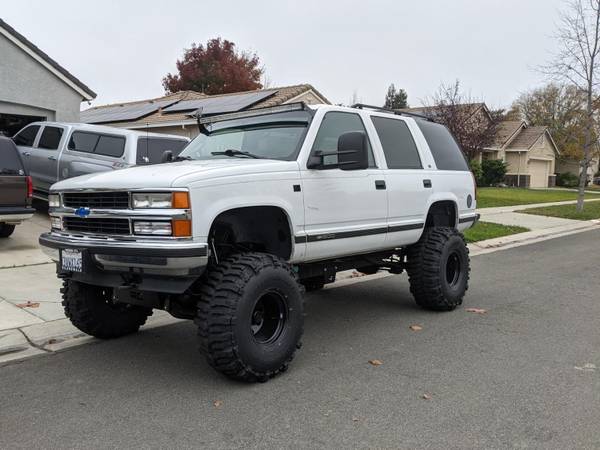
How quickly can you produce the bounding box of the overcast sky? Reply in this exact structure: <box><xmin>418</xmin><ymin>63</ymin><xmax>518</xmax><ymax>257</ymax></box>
<box><xmin>2</xmin><ymin>0</ymin><xmax>566</xmax><ymax>110</ymax></box>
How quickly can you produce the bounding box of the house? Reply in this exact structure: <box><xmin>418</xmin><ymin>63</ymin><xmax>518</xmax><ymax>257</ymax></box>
<box><xmin>0</xmin><ymin>18</ymin><xmax>96</xmax><ymax>136</ymax></box>
<box><xmin>484</xmin><ymin>120</ymin><xmax>560</xmax><ymax>188</ymax></box>
<box><xmin>556</xmin><ymin>155</ymin><xmax>599</xmax><ymax>184</ymax></box>
<box><xmin>80</xmin><ymin>84</ymin><xmax>329</xmax><ymax>139</ymax></box>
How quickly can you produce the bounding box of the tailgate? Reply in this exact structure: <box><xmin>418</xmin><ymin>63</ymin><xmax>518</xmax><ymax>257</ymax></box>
<box><xmin>0</xmin><ymin>176</ymin><xmax>28</xmax><ymax>207</ymax></box>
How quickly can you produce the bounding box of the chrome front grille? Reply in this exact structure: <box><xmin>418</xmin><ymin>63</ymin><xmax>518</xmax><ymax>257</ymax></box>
<box><xmin>63</xmin><ymin>192</ymin><xmax>130</xmax><ymax>209</ymax></box>
<box><xmin>63</xmin><ymin>217</ymin><xmax>131</xmax><ymax>235</ymax></box>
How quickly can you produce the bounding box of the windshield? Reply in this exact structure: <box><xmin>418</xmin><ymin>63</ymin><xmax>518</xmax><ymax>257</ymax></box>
<box><xmin>178</xmin><ymin>110</ymin><xmax>311</xmax><ymax>161</ymax></box>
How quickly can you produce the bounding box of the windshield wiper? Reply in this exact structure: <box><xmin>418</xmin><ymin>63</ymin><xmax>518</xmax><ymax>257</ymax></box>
<box><xmin>211</xmin><ymin>149</ymin><xmax>262</xmax><ymax>159</ymax></box>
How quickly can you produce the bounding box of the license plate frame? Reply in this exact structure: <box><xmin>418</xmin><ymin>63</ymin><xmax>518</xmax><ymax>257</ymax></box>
<box><xmin>60</xmin><ymin>248</ymin><xmax>83</xmax><ymax>273</ymax></box>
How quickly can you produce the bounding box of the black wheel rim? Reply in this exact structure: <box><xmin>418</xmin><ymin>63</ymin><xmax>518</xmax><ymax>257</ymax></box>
<box><xmin>446</xmin><ymin>251</ymin><xmax>461</xmax><ymax>287</ymax></box>
<box><xmin>250</xmin><ymin>290</ymin><xmax>287</xmax><ymax>344</ymax></box>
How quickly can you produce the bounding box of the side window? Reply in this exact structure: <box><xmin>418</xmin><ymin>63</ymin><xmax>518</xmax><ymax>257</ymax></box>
<box><xmin>415</xmin><ymin>120</ymin><xmax>469</xmax><ymax>171</ymax></box>
<box><xmin>136</xmin><ymin>138</ymin><xmax>188</xmax><ymax>165</ymax></box>
<box><xmin>69</xmin><ymin>132</ymin><xmax>99</xmax><ymax>153</ymax></box>
<box><xmin>311</xmin><ymin>112</ymin><xmax>375</xmax><ymax>167</ymax></box>
<box><xmin>13</xmin><ymin>125</ymin><xmax>40</xmax><ymax>147</ymax></box>
<box><xmin>95</xmin><ymin>135</ymin><xmax>125</xmax><ymax>157</ymax></box>
<box><xmin>371</xmin><ymin>116</ymin><xmax>422</xmax><ymax>169</ymax></box>
<box><xmin>38</xmin><ymin>126</ymin><xmax>64</xmax><ymax>150</ymax></box>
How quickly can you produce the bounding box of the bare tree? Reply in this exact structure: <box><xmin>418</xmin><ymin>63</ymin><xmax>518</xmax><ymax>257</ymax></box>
<box><xmin>542</xmin><ymin>0</ymin><xmax>600</xmax><ymax>211</ymax></box>
<box><xmin>424</xmin><ymin>80</ymin><xmax>498</xmax><ymax>161</ymax></box>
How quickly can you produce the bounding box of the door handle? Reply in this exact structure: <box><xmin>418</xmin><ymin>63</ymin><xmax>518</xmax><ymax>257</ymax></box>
<box><xmin>375</xmin><ymin>180</ymin><xmax>386</xmax><ymax>190</ymax></box>
<box><xmin>423</xmin><ymin>179</ymin><xmax>432</xmax><ymax>188</ymax></box>
<box><xmin>48</xmin><ymin>156</ymin><xmax>57</xmax><ymax>161</ymax></box>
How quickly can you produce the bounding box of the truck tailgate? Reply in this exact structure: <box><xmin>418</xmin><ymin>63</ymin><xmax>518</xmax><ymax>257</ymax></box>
<box><xmin>0</xmin><ymin>176</ymin><xmax>28</xmax><ymax>207</ymax></box>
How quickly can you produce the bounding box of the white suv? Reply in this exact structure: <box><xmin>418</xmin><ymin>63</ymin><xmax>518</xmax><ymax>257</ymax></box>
<box><xmin>40</xmin><ymin>103</ymin><xmax>478</xmax><ymax>382</ymax></box>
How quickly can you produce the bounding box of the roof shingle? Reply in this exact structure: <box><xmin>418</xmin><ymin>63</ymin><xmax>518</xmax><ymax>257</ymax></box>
<box><xmin>506</xmin><ymin>126</ymin><xmax>547</xmax><ymax>150</ymax></box>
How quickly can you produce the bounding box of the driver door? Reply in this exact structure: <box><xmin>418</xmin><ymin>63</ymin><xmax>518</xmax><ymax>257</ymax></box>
<box><xmin>300</xmin><ymin>111</ymin><xmax>388</xmax><ymax>260</ymax></box>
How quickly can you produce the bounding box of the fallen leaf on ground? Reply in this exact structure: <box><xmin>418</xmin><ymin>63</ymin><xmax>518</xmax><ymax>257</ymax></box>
<box><xmin>466</xmin><ymin>308</ymin><xmax>487</xmax><ymax>314</ymax></box>
<box><xmin>352</xmin><ymin>417</ymin><xmax>360</xmax><ymax>422</ymax></box>
<box><xmin>368</xmin><ymin>359</ymin><xmax>383</xmax><ymax>366</ymax></box>
<box><xmin>422</xmin><ymin>393</ymin><xmax>432</xmax><ymax>400</ymax></box>
<box><xmin>213</xmin><ymin>400</ymin><xmax>223</xmax><ymax>408</ymax></box>
<box><xmin>574</xmin><ymin>363</ymin><xmax>596</xmax><ymax>372</ymax></box>
<box><xmin>409</xmin><ymin>325</ymin><xmax>423</xmax><ymax>331</ymax></box>
<box><xmin>16</xmin><ymin>301</ymin><xmax>40</xmax><ymax>309</ymax></box>
<box><xmin>46</xmin><ymin>338</ymin><xmax>58</xmax><ymax>345</ymax></box>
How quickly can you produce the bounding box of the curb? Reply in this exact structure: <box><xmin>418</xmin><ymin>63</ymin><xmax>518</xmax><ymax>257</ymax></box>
<box><xmin>1</xmin><ymin>221</ymin><xmax>599</xmax><ymax>366</ymax></box>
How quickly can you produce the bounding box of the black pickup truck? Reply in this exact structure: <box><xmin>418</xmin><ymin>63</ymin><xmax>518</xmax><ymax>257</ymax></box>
<box><xmin>0</xmin><ymin>137</ymin><xmax>34</xmax><ymax>238</ymax></box>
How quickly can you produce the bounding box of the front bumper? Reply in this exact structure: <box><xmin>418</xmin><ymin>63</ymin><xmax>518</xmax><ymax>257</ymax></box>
<box><xmin>39</xmin><ymin>232</ymin><xmax>209</xmax><ymax>277</ymax></box>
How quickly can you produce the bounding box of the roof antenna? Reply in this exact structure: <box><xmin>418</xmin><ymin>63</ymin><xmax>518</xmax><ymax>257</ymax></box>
<box><xmin>191</xmin><ymin>107</ymin><xmax>210</xmax><ymax>136</ymax></box>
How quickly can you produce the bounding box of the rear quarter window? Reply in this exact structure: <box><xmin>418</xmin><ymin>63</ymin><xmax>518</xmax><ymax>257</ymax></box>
<box><xmin>415</xmin><ymin>120</ymin><xmax>469</xmax><ymax>171</ymax></box>
<box><xmin>68</xmin><ymin>132</ymin><xmax>125</xmax><ymax>157</ymax></box>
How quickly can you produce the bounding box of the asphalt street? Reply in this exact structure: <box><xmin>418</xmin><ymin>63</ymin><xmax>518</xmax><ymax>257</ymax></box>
<box><xmin>1</xmin><ymin>230</ymin><xmax>599</xmax><ymax>449</ymax></box>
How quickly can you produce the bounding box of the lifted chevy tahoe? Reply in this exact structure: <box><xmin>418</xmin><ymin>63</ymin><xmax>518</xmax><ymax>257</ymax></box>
<box><xmin>39</xmin><ymin>103</ymin><xmax>478</xmax><ymax>382</ymax></box>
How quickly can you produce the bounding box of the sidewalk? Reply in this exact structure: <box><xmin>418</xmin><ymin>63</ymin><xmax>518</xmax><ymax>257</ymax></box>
<box><xmin>2</xmin><ymin>203</ymin><xmax>599</xmax><ymax>365</ymax></box>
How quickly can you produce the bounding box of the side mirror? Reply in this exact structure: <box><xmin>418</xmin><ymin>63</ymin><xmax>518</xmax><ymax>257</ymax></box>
<box><xmin>160</xmin><ymin>150</ymin><xmax>174</xmax><ymax>163</ymax></box>
<box><xmin>306</xmin><ymin>131</ymin><xmax>369</xmax><ymax>170</ymax></box>
<box><xmin>338</xmin><ymin>131</ymin><xmax>368</xmax><ymax>170</ymax></box>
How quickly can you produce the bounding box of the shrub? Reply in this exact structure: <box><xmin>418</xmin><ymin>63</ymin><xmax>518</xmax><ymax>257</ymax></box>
<box><xmin>556</xmin><ymin>172</ymin><xmax>579</xmax><ymax>188</ymax></box>
<box><xmin>481</xmin><ymin>159</ymin><xmax>508</xmax><ymax>186</ymax></box>
<box><xmin>469</xmin><ymin>160</ymin><xmax>484</xmax><ymax>186</ymax></box>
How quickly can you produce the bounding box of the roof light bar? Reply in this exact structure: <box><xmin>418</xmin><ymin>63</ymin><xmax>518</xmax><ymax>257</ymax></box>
<box><xmin>193</xmin><ymin>102</ymin><xmax>308</xmax><ymax>125</ymax></box>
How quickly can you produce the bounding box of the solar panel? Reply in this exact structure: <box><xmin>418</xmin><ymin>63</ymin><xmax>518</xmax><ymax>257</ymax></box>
<box><xmin>162</xmin><ymin>90</ymin><xmax>277</xmax><ymax>115</ymax></box>
<box><xmin>81</xmin><ymin>99</ymin><xmax>178</xmax><ymax>124</ymax></box>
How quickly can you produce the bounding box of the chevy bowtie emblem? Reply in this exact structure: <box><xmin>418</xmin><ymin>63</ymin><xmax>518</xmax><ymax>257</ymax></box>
<box><xmin>75</xmin><ymin>207</ymin><xmax>91</xmax><ymax>218</ymax></box>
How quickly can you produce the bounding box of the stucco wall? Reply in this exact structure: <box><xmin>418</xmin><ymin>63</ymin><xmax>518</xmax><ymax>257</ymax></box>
<box><xmin>505</xmin><ymin>152</ymin><xmax>524</xmax><ymax>174</ymax></box>
<box><xmin>0</xmin><ymin>33</ymin><xmax>83</xmax><ymax>122</ymax></box>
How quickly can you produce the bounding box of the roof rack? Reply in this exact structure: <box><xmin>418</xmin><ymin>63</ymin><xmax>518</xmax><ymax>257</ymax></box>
<box><xmin>350</xmin><ymin>103</ymin><xmax>434</xmax><ymax>122</ymax></box>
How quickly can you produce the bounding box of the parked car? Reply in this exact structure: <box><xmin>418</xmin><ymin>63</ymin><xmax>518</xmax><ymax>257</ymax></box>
<box><xmin>12</xmin><ymin>122</ymin><xmax>189</xmax><ymax>199</ymax></box>
<box><xmin>40</xmin><ymin>103</ymin><xmax>478</xmax><ymax>382</ymax></box>
<box><xmin>0</xmin><ymin>137</ymin><xmax>34</xmax><ymax>238</ymax></box>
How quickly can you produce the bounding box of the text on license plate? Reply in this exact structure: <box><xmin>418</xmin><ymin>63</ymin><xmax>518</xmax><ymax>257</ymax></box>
<box><xmin>61</xmin><ymin>249</ymin><xmax>83</xmax><ymax>272</ymax></box>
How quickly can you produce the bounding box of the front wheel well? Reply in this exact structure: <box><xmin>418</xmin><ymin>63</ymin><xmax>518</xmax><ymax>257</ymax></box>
<box><xmin>208</xmin><ymin>206</ymin><xmax>293</xmax><ymax>261</ymax></box>
<box><xmin>425</xmin><ymin>201</ymin><xmax>457</xmax><ymax>229</ymax></box>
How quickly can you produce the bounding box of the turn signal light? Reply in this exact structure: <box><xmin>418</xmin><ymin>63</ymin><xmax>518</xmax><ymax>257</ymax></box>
<box><xmin>172</xmin><ymin>192</ymin><xmax>190</xmax><ymax>209</ymax></box>
<box><xmin>172</xmin><ymin>219</ymin><xmax>192</xmax><ymax>237</ymax></box>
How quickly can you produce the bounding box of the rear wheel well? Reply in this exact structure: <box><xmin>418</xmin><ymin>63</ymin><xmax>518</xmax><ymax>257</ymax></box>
<box><xmin>208</xmin><ymin>206</ymin><xmax>293</xmax><ymax>261</ymax></box>
<box><xmin>425</xmin><ymin>201</ymin><xmax>457</xmax><ymax>229</ymax></box>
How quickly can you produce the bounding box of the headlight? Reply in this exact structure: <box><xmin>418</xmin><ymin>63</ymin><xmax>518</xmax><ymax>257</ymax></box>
<box><xmin>133</xmin><ymin>221</ymin><xmax>172</xmax><ymax>236</ymax></box>
<box><xmin>48</xmin><ymin>194</ymin><xmax>60</xmax><ymax>208</ymax></box>
<box><xmin>50</xmin><ymin>216</ymin><xmax>63</xmax><ymax>230</ymax></box>
<box><xmin>132</xmin><ymin>193</ymin><xmax>173</xmax><ymax>209</ymax></box>
<box><xmin>131</xmin><ymin>192</ymin><xmax>190</xmax><ymax>209</ymax></box>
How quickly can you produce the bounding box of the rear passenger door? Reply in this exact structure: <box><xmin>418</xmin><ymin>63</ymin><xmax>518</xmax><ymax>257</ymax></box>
<box><xmin>29</xmin><ymin>125</ymin><xmax>65</xmax><ymax>193</ymax></box>
<box><xmin>13</xmin><ymin>124</ymin><xmax>41</xmax><ymax>174</ymax></box>
<box><xmin>369</xmin><ymin>115</ymin><xmax>430</xmax><ymax>247</ymax></box>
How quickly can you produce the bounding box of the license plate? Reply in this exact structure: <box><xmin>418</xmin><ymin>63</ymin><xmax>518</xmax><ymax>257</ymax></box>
<box><xmin>61</xmin><ymin>249</ymin><xmax>83</xmax><ymax>273</ymax></box>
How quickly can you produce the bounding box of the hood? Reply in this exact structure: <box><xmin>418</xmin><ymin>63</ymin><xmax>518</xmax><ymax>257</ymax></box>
<box><xmin>51</xmin><ymin>159</ymin><xmax>299</xmax><ymax>191</ymax></box>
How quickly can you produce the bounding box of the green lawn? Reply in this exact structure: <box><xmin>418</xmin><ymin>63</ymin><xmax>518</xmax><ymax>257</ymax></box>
<box><xmin>463</xmin><ymin>221</ymin><xmax>530</xmax><ymax>243</ymax></box>
<box><xmin>521</xmin><ymin>201</ymin><xmax>600</xmax><ymax>220</ymax></box>
<box><xmin>476</xmin><ymin>187</ymin><xmax>597</xmax><ymax>208</ymax></box>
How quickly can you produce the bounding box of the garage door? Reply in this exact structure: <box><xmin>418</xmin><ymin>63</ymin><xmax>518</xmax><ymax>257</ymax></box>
<box><xmin>529</xmin><ymin>160</ymin><xmax>550</xmax><ymax>188</ymax></box>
